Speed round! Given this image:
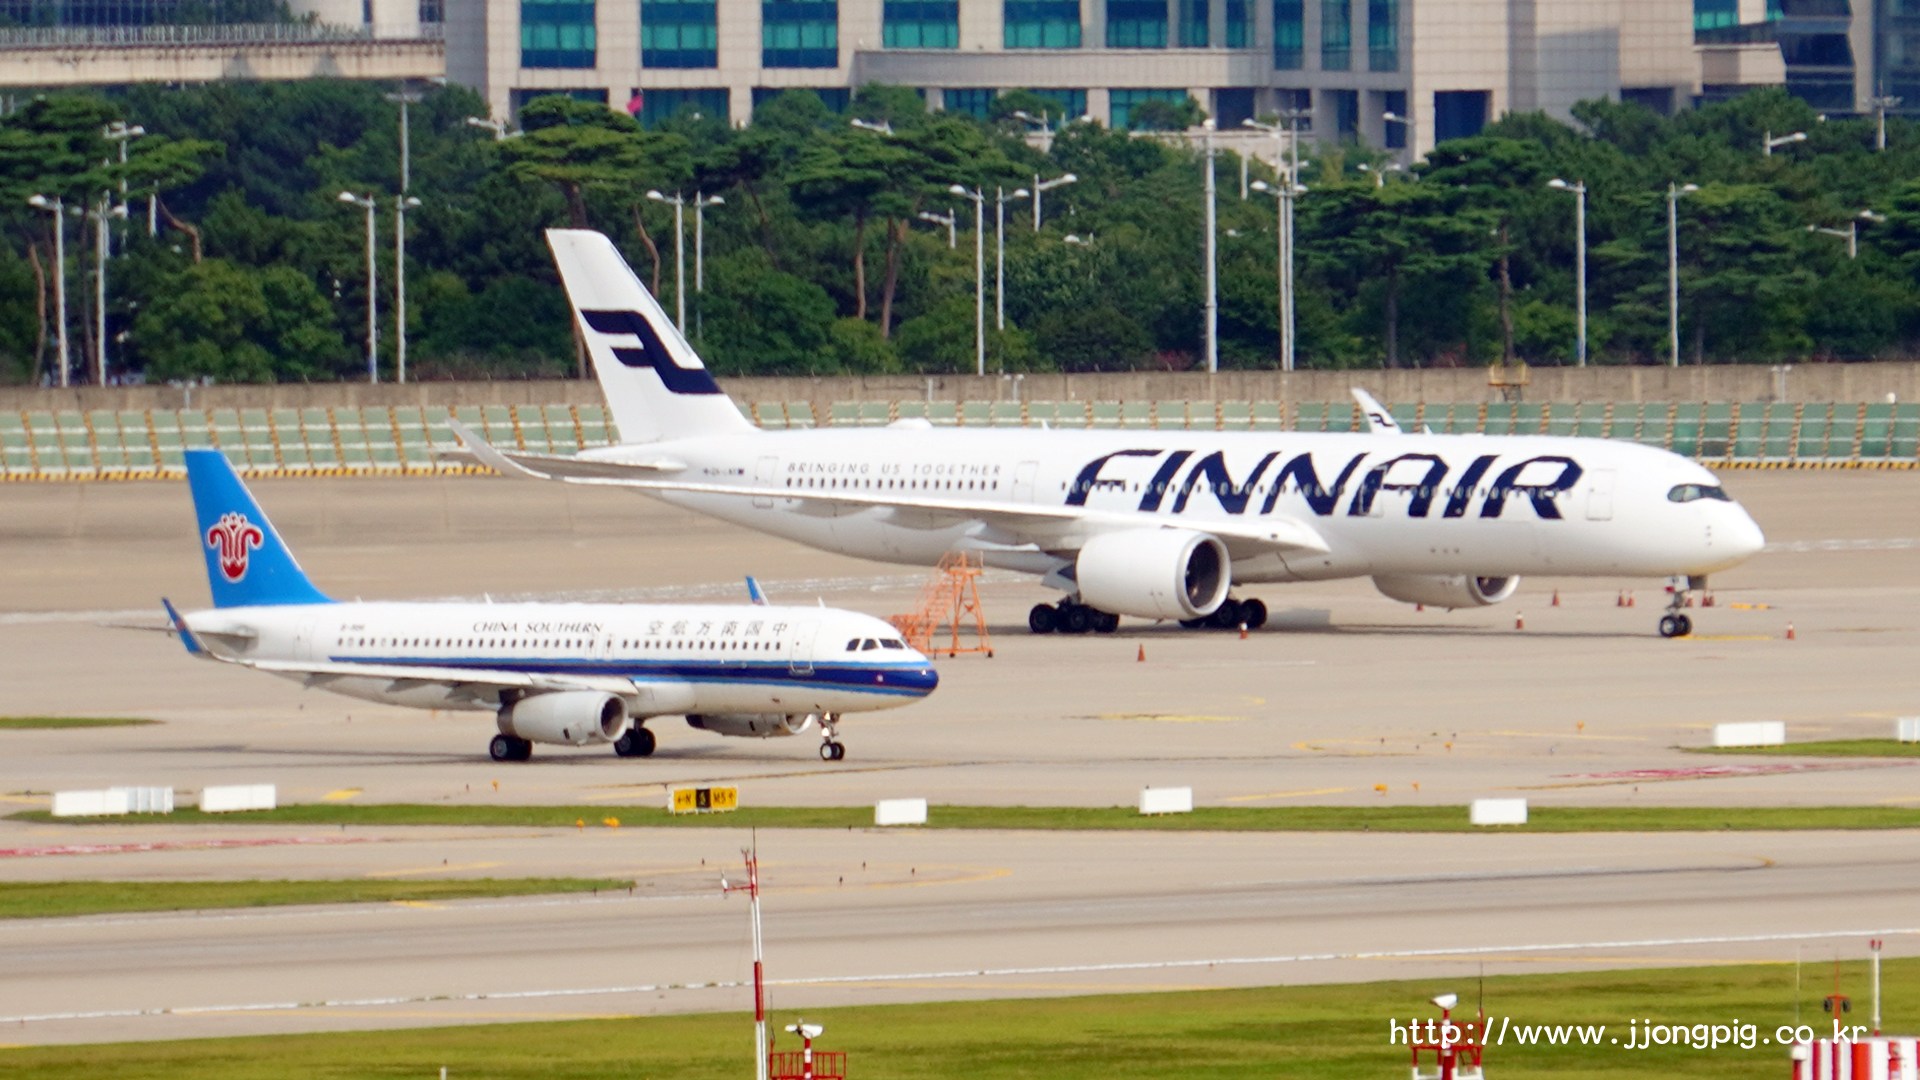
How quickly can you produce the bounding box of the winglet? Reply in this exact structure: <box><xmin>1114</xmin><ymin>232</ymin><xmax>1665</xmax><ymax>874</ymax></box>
<box><xmin>746</xmin><ymin>576</ymin><xmax>770</xmax><ymax>606</ymax></box>
<box><xmin>1351</xmin><ymin>388</ymin><xmax>1403</xmax><ymax>434</ymax></box>
<box><xmin>161</xmin><ymin>598</ymin><xmax>204</xmax><ymax>656</ymax></box>
<box><xmin>447</xmin><ymin>418</ymin><xmax>553</xmax><ymax>480</ymax></box>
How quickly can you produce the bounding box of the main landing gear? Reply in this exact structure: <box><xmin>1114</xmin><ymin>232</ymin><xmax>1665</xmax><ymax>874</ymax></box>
<box><xmin>1179</xmin><ymin>597</ymin><xmax>1268</xmax><ymax>632</ymax></box>
<box><xmin>489</xmin><ymin>734</ymin><xmax>533</xmax><ymax>761</ymax></box>
<box><xmin>818</xmin><ymin>713</ymin><xmax>846</xmax><ymax>761</ymax></box>
<box><xmin>1656</xmin><ymin>575</ymin><xmax>1706</xmax><ymax>639</ymax></box>
<box><xmin>613</xmin><ymin>725</ymin><xmax>656</xmax><ymax>757</ymax></box>
<box><xmin>1028</xmin><ymin>599</ymin><xmax>1121</xmax><ymax>635</ymax></box>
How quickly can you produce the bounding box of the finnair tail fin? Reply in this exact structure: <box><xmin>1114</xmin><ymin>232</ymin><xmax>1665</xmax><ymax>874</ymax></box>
<box><xmin>1351</xmin><ymin>388</ymin><xmax>1403</xmax><ymax>434</ymax></box>
<box><xmin>546</xmin><ymin>228</ymin><xmax>754</xmax><ymax>444</ymax></box>
<box><xmin>184</xmin><ymin>450</ymin><xmax>332</xmax><ymax>609</ymax></box>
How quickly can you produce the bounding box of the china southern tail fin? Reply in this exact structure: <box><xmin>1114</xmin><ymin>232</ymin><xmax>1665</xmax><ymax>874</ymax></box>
<box><xmin>184</xmin><ymin>449</ymin><xmax>332</xmax><ymax>609</ymax></box>
<box><xmin>546</xmin><ymin>228</ymin><xmax>754</xmax><ymax>444</ymax></box>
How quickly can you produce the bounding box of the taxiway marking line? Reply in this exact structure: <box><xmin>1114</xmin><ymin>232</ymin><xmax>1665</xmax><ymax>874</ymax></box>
<box><xmin>1224</xmin><ymin>787</ymin><xmax>1352</xmax><ymax>802</ymax></box>
<box><xmin>365</xmin><ymin>861</ymin><xmax>503</xmax><ymax>878</ymax></box>
<box><xmin>7</xmin><ymin>927</ymin><xmax>1914</xmax><ymax>1026</ymax></box>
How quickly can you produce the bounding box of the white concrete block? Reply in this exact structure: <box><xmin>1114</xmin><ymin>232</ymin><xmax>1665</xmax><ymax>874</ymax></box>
<box><xmin>1898</xmin><ymin>717</ymin><xmax>1920</xmax><ymax>743</ymax></box>
<box><xmin>52</xmin><ymin>789</ymin><xmax>129</xmax><ymax>817</ymax></box>
<box><xmin>108</xmin><ymin>787</ymin><xmax>174</xmax><ymax>814</ymax></box>
<box><xmin>1470</xmin><ymin>798</ymin><xmax>1528</xmax><ymax>826</ymax></box>
<box><xmin>874</xmin><ymin>798</ymin><xmax>928</xmax><ymax>826</ymax></box>
<box><xmin>200</xmin><ymin>784</ymin><xmax>276</xmax><ymax>813</ymax></box>
<box><xmin>1711</xmin><ymin>721</ymin><xmax>1786</xmax><ymax>747</ymax></box>
<box><xmin>1139</xmin><ymin>786</ymin><xmax>1193</xmax><ymax>815</ymax></box>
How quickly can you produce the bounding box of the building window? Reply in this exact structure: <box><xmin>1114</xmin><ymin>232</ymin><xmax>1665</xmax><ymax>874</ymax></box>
<box><xmin>1328</xmin><ymin>87</ymin><xmax>1357</xmax><ymax>141</ymax></box>
<box><xmin>419</xmin><ymin>0</ymin><xmax>444</xmax><ymax>21</ymax></box>
<box><xmin>1214</xmin><ymin>87</ymin><xmax>1255</xmax><ymax>127</ymax></box>
<box><xmin>1178</xmin><ymin>0</ymin><xmax>1208</xmax><ymax>45</ymax></box>
<box><xmin>1367</xmin><ymin>0</ymin><xmax>1396</xmax><ymax>70</ymax></box>
<box><xmin>522</xmin><ymin>0</ymin><xmax>596</xmax><ymax>68</ymax></box>
<box><xmin>763</xmin><ymin>0</ymin><xmax>838</xmax><ymax>67</ymax></box>
<box><xmin>643</xmin><ymin>0</ymin><xmax>717</xmax><ymax>67</ymax></box>
<box><xmin>1382</xmin><ymin>89</ymin><xmax>1405</xmax><ymax>146</ymax></box>
<box><xmin>885</xmin><ymin>0</ymin><xmax>958</xmax><ymax>46</ymax></box>
<box><xmin>753</xmin><ymin>86</ymin><xmax>851</xmax><ymax>111</ymax></box>
<box><xmin>945</xmin><ymin>88</ymin><xmax>996</xmax><ymax>115</ymax></box>
<box><xmin>1111</xmin><ymin>87</ymin><xmax>1187</xmax><ymax>128</ymax></box>
<box><xmin>1027</xmin><ymin>87</ymin><xmax>1088</xmax><ymax>118</ymax></box>
<box><xmin>1432</xmin><ymin>89</ymin><xmax>1488</xmax><ymax>141</ymax></box>
<box><xmin>1274</xmin><ymin>0</ymin><xmax>1301</xmax><ymax>66</ymax></box>
<box><xmin>1225</xmin><ymin>0</ymin><xmax>1248</xmax><ymax>45</ymax></box>
<box><xmin>640</xmin><ymin>87</ymin><xmax>729</xmax><ymax>125</ymax></box>
<box><xmin>1320</xmin><ymin>0</ymin><xmax>1349</xmax><ymax>69</ymax></box>
<box><xmin>1106</xmin><ymin>0</ymin><xmax>1167</xmax><ymax>46</ymax></box>
<box><xmin>1004</xmin><ymin>0</ymin><xmax>1082</xmax><ymax>46</ymax></box>
<box><xmin>1693</xmin><ymin>0</ymin><xmax>1737</xmax><ymax>28</ymax></box>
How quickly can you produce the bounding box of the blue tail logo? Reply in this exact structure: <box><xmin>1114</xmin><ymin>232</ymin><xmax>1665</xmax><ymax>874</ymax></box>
<box><xmin>184</xmin><ymin>449</ymin><xmax>332</xmax><ymax>608</ymax></box>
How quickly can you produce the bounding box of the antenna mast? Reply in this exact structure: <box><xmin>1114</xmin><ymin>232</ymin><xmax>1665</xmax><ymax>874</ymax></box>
<box><xmin>725</xmin><ymin>834</ymin><xmax>770</xmax><ymax>1080</ymax></box>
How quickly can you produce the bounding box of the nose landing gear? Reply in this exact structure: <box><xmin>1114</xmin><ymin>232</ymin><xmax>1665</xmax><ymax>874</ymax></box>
<box><xmin>818</xmin><ymin>714</ymin><xmax>846</xmax><ymax>760</ymax></box>
<box><xmin>1657</xmin><ymin>612</ymin><xmax>1693</xmax><ymax>639</ymax></box>
<box><xmin>1657</xmin><ymin>575</ymin><xmax>1705</xmax><ymax>638</ymax></box>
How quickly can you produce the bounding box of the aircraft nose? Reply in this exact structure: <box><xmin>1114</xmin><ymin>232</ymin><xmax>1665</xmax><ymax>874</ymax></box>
<box><xmin>1727</xmin><ymin>509</ymin><xmax>1767</xmax><ymax>561</ymax></box>
<box><xmin>893</xmin><ymin>662</ymin><xmax>939</xmax><ymax>695</ymax></box>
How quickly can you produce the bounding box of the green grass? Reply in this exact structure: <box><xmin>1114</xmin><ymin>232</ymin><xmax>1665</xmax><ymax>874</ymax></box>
<box><xmin>0</xmin><ymin>716</ymin><xmax>157</xmax><ymax>729</ymax></box>
<box><xmin>1693</xmin><ymin>738</ymin><xmax>1920</xmax><ymax>757</ymax></box>
<box><xmin>16</xmin><ymin>803</ymin><xmax>1920</xmax><ymax>832</ymax></box>
<box><xmin>0</xmin><ymin>878</ymin><xmax>633</xmax><ymax>919</ymax></box>
<box><xmin>2</xmin><ymin>958</ymin><xmax>1912</xmax><ymax>1078</ymax></box>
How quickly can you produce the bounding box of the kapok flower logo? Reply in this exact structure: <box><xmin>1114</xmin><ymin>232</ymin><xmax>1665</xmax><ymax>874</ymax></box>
<box><xmin>205</xmin><ymin>512</ymin><xmax>264</xmax><ymax>583</ymax></box>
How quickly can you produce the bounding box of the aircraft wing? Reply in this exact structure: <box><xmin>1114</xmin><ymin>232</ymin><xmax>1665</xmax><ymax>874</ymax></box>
<box><xmin>440</xmin><ymin>429</ymin><xmax>686</xmax><ymax>480</ymax></box>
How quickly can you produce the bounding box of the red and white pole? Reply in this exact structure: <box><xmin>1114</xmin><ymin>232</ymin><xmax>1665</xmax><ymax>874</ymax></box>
<box><xmin>749</xmin><ymin>846</ymin><xmax>767</xmax><ymax>1080</ymax></box>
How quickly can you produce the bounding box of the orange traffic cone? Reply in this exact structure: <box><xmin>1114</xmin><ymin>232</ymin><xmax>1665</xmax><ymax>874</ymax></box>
<box><xmin>1416</xmin><ymin>603</ymin><xmax>1424</xmax><ymax>612</ymax></box>
<box><xmin>1239</xmin><ymin>622</ymin><xmax>1248</xmax><ymax>640</ymax></box>
<box><xmin>1616</xmin><ymin>591</ymin><xmax>1625</xmax><ymax>607</ymax></box>
<box><xmin>1552</xmin><ymin>589</ymin><xmax>1561</xmax><ymax>607</ymax></box>
<box><xmin>1627</xmin><ymin>591</ymin><xmax>1636</xmax><ymax>607</ymax></box>
<box><xmin>1516</xmin><ymin>611</ymin><xmax>1526</xmax><ymax>630</ymax></box>
<box><xmin>1786</xmin><ymin>622</ymin><xmax>1796</xmax><ymax>641</ymax></box>
<box><xmin>1704</xmin><ymin>592</ymin><xmax>1716</xmax><ymax>607</ymax></box>
<box><xmin>1137</xmin><ymin>643</ymin><xmax>1147</xmax><ymax>662</ymax></box>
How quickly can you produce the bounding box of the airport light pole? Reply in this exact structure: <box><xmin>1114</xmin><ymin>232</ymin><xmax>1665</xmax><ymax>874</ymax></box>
<box><xmin>1244</xmin><ymin>111</ymin><xmax>1305</xmax><ymax>371</ymax></box>
<box><xmin>27</xmin><ymin>194</ymin><xmax>68</xmax><ymax>387</ymax></box>
<box><xmin>1763</xmin><ymin>129</ymin><xmax>1806</xmax><ymax>156</ymax></box>
<box><xmin>949</xmin><ymin>184</ymin><xmax>986</xmax><ymax>376</ymax></box>
<box><xmin>1202</xmin><ymin>118</ymin><xmax>1218</xmax><ymax>374</ymax></box>
<box><xmin>393</xmin><ymin>194</ymin><xmax>421</xmax><ymax>383</ymax></box>
<box><xmin>1547</xmin><ymin>178</ymin><xmax>1587</xmax><ymax>366</ymax></box>
<box><xmin>386</xmin><ymin>87</ymin><xmax>424</xmax><ymax>192</ymax></box>
<box><xmin>103</xmin><ymin>121</ymin><xmax>143</xmax><ymax>231</ymax></box>
<box><xmin>994</xmin><ymin>186</ymin><xmax>1029</xmax><ymax>330</ymax></box>
<box><xmin>1383</xmin><ymin>109</ymin><xmax>1414</xmax><ymax>159</ymax></box>
<box><xmin>338</xmin><ymin>191</ymin><xmax>380</xmax><ymax>383</ymax></box>
<box><xmin>646</xmin><ymin>190</ymin><xmax>689</xmax><ymax>333</ymax></box>
<box><xmin>917</xmin><ymin>207</ymin><xmax>956</xmax><ymax>248</ymax></box>
<box><xmin>89</xmin><ymin>197</ymin><xmax>127</xmax><ymax>385</ymax></box>
<box><xmin>1807</xmin><ymin>209</ymin><xmax>1886</xmax><ymax>259</ymax></box>
<box><xmin>1869</xmin><ymin>95</ymin><xmax>1902</xmax><ymax>151</ymax></box>
<box><xmin>1031</xmin><ymin>171</ymin><xmax>1075</xmax><ymax>231</ymax></box>
<box><xmin>464</xmin><ymin>115</ymin><xmax>516</xmax><ymax>140</ymax></box>
<box><xmin>1666</xmin><ymin>182</ymin><xmax>1698</xmax><ymax>368</ymax></box>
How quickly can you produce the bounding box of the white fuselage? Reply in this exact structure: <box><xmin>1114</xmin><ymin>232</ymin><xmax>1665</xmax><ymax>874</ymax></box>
<box><xmin>578</xmin><ymin>427</ymin><xmax>1766</xmax><ymax>584</ymax></box>
<box><xmin>182</xmin><ymin>601</ymin><xmax>938</xmax><ymax>715</ymax></box>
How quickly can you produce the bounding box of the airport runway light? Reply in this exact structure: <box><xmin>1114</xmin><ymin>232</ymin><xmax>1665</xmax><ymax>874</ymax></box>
<box><xmin>1666</xmin><ymin>182</ymin><xmax>1699</xmax><ymax>368</ymax></box>
<box><xmin>1547</xmin><ymin>178</ymin><xmax>1588</xmax><ymax>366</ymax></box>
<box><xmin>994</xmin><ymin>186</ymin><xmax>1029</xmax><ymax>333</ymax></box>
<box><xmin>647</xmin><ymin>189</ymin><xmax>690</xmax><ymax>333</ymax></box>
<box><xmin>27</xmin><ymin>193</ymin><xmax>68</xmax><ymax>387</ymax></box>
<box><xmin>1031</xmin><ymin>171</ymin><xmax>1075</xmax><ymax>230</ymax></box>
<box><xmin>917</xmin><ymin>207</ymin><xmax>957</xmax><ymax>248</ymax></box>
<box><xmin>339</xmin><ymin>191</ymin><xmax>380</xmax><ymax>383</ymax></box>
<box><xmin>950</xmin><ymin>184</ymin><xmax>986</xmax><ymax>376</ymax></box>
<box><xmin>1763</xmin><ymin>129</ymin><xmax>1807</xmax><ymax>156</ymax></box>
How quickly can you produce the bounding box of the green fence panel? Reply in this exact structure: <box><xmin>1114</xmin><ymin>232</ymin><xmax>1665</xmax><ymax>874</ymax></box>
<box><xmin>989</xmin><ymin>402</ymin><xmax>1025</xmax><ymax>427</ymax></box>
<box><xmin>1220</xmin><ymin>401</ymin><xmax>1253</xmax><ymax>430</ymax></box>
<box><xmin>1251</xmin><ymin>401</ymin><xmax>1284</xmax><ymax>430</ymax></box>
<box><xmin>1119</xmin><ymin>401</ymin><xmax>1153</xmax><ymax>428</ymax></box>
<box><xmin>1892</xmin><ymin>404</ymin><xmax>1920</xmax><ymax>459</ymax></box>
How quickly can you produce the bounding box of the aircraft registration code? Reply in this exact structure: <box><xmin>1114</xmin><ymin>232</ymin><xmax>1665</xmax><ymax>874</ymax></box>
<box><xmin>670</xmin><ymin>786</ymin><xmax>739</xmax><ymax>814</ymax></box>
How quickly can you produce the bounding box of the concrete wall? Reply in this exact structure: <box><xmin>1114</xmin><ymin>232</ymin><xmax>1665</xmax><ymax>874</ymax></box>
<box><xmin>6</xmin><ymin>362</ymin><xmax>1918</xmax><ymax>415</ymax></box>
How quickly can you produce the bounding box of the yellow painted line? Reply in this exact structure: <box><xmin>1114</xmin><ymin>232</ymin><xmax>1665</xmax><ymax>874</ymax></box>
<box><xmin>1225</xmin><ymin>787</ymin><xmax>1353</xmax><ymax>802</ymax></box>
<box><xmin>0</xmin><ymin>794</ymin><xmax>49</xmax><ymax>804</ymax></box>
<box><xmin>1681</xmin><ymin>634</ymin><xmax>1777</xmax><ymax>642</ymax></box>
<box><xmin>1090</xmin><ymin>714</ymin><xmax>1248</xmax><ymax>723</ymax></box>
<box><xmin>322</xmin><ymin>788</ymin><xmax>362</xmax><ymax>801</ymax></box>
<box><xmin>388</xmin><ymin>900</ymin><xmax>448</xmax><ymax>910</ymax></box>
<box><xmin>365</xmin><ymin>861</ymin><xmax>503</xmax><ymax>878</ymax></box>
<box><xmin>1880</xmin><ymin>796</ymin><xmax>1920</xmax><ymax>804</ymax></box>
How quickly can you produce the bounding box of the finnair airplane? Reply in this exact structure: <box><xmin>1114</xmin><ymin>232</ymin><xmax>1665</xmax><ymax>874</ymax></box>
<box><xmin>161</xmin><ymin>449</ymin><xmax>937</xmax><ymax>762</ymax></box>
<box><xmin>456</xmin><ymin>229</ymin><xmax>1766</xmax><ymax>641</ymax></box>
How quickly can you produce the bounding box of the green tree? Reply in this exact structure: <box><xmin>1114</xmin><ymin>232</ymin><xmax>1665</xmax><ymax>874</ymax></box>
<box><xmin>132</xmin><ymin>259</ymin><xmax>348</xmax><ymax>382</ymax></box>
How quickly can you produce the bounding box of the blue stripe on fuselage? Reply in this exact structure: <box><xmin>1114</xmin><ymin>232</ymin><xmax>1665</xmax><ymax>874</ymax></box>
<box><xmin>325</xmin><ymin>656</ymin><xmax>938</xmax><ymax>698</ymax></box>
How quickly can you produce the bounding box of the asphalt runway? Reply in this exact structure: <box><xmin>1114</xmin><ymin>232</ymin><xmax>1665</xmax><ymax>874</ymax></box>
<box><xmin>2</xmin><ymin>468</ymin><xmax>1918</xmax><ymax>1043</ymax></box>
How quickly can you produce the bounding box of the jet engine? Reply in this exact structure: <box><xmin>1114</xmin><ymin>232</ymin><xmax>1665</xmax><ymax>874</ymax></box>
<box><xmin>685</xmin><ymin>713</ymin><xmax>817</xmax><ymax>738</ymax></box>
<box><xmin>1372</xmin><ymin>574</ymin><xmax>1521</xmax><ymax>610</ymax></box>
<box><xmin>1076</xmin><ymin>528</ymin><xmax>1231</xmax><ymax>621</ymax></box>
<box><xmin>498</xmin><ymin>691</ymin><xmax>630</xmax><ymax>746</ymax></box>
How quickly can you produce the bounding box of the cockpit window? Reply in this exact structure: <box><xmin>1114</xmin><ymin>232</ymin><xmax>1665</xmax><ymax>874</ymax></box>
<box><xmin>1667</xmin><ymin>484</ymin><xmax>1732</xmax><ymax>503</ymax></box>
<box><xmin>845</xmin><ymin>639</ymin><xmax>860</xmax><ymax>651</ymax></box>
<box><xmin>880</xmin><ymin>639</ymin><xmax>905</xmax><ymax>649</ymax></box>
<box><xmin>860</xmin><ymin>639</ymin><xmax>879</xmax><ymax>650</ymax></box>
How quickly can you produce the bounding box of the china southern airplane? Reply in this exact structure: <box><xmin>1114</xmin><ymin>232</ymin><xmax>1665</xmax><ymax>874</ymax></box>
<box><xmin>162</xmin><ymin>449</ymin><xmax>937</xmax><ymax>762</ymax></box>
<box><xmin>454</xmin><ymin>229</ymin><xmax>1766</xmax><ymax>641</ymax></box>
